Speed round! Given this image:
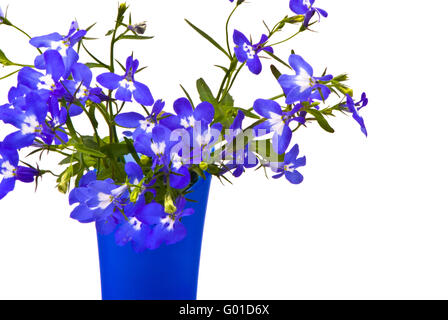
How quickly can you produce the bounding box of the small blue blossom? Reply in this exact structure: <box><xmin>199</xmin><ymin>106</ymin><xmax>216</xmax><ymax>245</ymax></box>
<box><xmin>289</xmin><ymin>0</ymin><xmax>328</xmax><ymax>28</ymax></box>
<box><xmin>233</xmin><ymin>30</ymin><xmax>273</xmax><ymax>75</ymax></box>
<box><xmin>345</xmin><ymin>94</ymin><xmax>368</xmax><ymax>137</ymax></box>
<box><xmin>0</xmin><ymin>92</ymin><xmax>48</xmax><ymax>149</ymax></box>
<box><xmin>278</xmin><ymin>54</ymin><xmax>332</xmax><ymax>104</ymax></box>
<box><xmin>0</xmin><ymin>143</ymin><xmax>38</xmax><ymax>200</ymax></box>
<box><xmin>137</xmin><ymin>197</ymin><xmax>194</xmax><ymax>250</ymax></box>
<box><xmin>69</xmin><ymin>174</ymin><xmax>129</xmax><ymax>235</ymax></box>
<box><xmin>18</xmin><ymin>50</ymin><xmax>67</xmax><ymax>101</ymax></box>
<box><xmin>97</xmin><ymin>56</ymin><xmax>154</xmax><ymax>106</ymax></box>
<box><xmin>115</xmin><ymin>99</ymin><xmax>165</xmax><ymax>139</ymax></box>
<box><xmin>30</xmin><ymin>21</ymin><xmax>86</xmax><ymax>76</ymax></box>
<box><xmin>252</xmin><ymin>99</ymin><xmax>304</xmax><ymax>154</ymax></box>
<box><xmin>271</xmin><ymin>144</ymin><xmax>306</xmax><ymax>184</ymax></box>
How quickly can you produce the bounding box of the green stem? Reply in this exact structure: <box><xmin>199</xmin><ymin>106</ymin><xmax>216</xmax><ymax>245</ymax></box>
<box><xmin>225</xmin><ymin>4</ymin><xmax>239</xmax><ymax>56</ymax></box>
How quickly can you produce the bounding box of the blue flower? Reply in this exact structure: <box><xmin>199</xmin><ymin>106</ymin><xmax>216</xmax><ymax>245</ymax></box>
<box><xmin>278</xmin><ymin>54</ymin><xmax>332</xmax><ymax>105</ymax></box>
<box><xmin>137</xmin><ymin>197</ymin><xmax>194</xmax><ymax>250</ymax></box>
<box><xmin>252</xmin><ymin>99</ymin><xmax>304</xmax><ymax>154</ymax></box>
<box><xmin>115</xmin><ymin>99</ymin><xmax>165</xmax><ymax>139</ymax></box>
<box><xmin>97</xmin><ymin>56</ymin><xmax>154</xmax><ymax>106</ymax></box>
<box><xmin>69</xmin><ymin>174</ymin><xmax>129</xmax><ymax>235</ymax></box>
<box><xmin>0</xmin><ymin>92</ymin><xmax>48</xmax><ymax>149</ymax></box>
<box><xmin>162</xmin><ymin>98</ymin><xmax>215</xmax><ymax>130</ymax></box>
<box><xmin>66</xmin><ymin>63</ymin><xmax>105</xmax><ymax>107</ymax></box>
<box><xmin>30</xmin><ymin>21</ymin><xmax>86</xmax><ymax>75</ymax></box>
<box><xmin>345</xmin><ymin>94</ymin><xmax>368</xmax><ymax>137</ymax></box>
<box><xmin>114</xmin><ymin>195</ymin><xmax>153</xmax><ymax>253</ymax></box>
<box><xmin>7</xmin><ymin>85</ymin><xmax>31</xmax><ymax>110</ymax></box>
<box><xmin>233</xmin><ymin>30</ymin><xmax>273</xmax><ymax>75</ymax></box>
<box><xmin>271</xmin><ymin>144</ymin><xmax>306</xmax><ymax>184</ymax></box>
<box><xmin>289</xmin><ymin>0</ymin><xmax>328</xmax><ymax>28</ymax></box>
<box><xmin>18</xmin><ymin>50</ymin><xmax>67</xmax><ymax>101</ymax></box>
<box><xmin>223</xmin><ymin>110</ymin><xmax>259</xmax><ymax>177</ymax></box>
<box><xmin>0</xmin><ymin>143</ymin><xmax>38</xmax><ymax>200</ymax></box>
<box><xmin>134</xmin><ymin>125</ymin><xmax>171</xmax><ymax>168</ymax></box>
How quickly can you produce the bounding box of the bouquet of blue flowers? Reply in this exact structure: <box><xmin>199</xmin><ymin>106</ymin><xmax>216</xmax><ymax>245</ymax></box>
<box><xmin>0</xmin><ymin>1</ymin><xmax>368</xmax><ymax>252</ymax></box>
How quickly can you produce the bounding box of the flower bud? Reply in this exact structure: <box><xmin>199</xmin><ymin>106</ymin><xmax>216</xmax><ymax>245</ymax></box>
<box><xmin>140</xmin><ymin>155</ymin><xmax>150</xmax><ymax>165</ymax></box>
<box><xmin>199</xmin><ymin>162</ymin><xmax>208</xmax><ymax>171</ymax></box>
<box><xmin>164</xmin><ymin>194</ymin><xmax>177</xmax><ymax>214</ymax></box>
<box><xmin>129</xmin><ymin>22</ymin><xmax>147</xmax><ymax>35</ymax></box>
<box><xmin>286</xmin><ymin>15</ymin><xmax>305</xmax><ymax>24</ymax></box>
<box><xmin>129</xmin><ymin>188</ymin><xmax>140</xmax><ymax>203</ymax></box>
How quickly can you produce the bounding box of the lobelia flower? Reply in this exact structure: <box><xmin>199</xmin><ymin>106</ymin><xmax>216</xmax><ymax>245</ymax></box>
<box><xmin>69</xmin><ymin>174</ymin><xmax>129</xmax><ymax>235</ymax></box>
<box><xmin>45</xmin><ymin>96</ymin><xmax>69</xmax><ymax>145</ymax></box>
<box><xmin>271</xmin><ymin>144</ymin><xmax>306</xmax><ymax>184</ymax></box>
<box><xmin>345</xmin><ymin>94</ymin><xmax>368</xmax><ymax>137</ymax></box>
<box><xmin>0</xmin><ymin>143</ymin><xmax>39</xmax><ymax>200</ymax></box>
<box><xmin>137</xmin><ymin>197</ymin><xmax>194</xmax><ymax>250</ymax></box>
<box><xmin>7</xmin><ymin>85</ymin><xmax>32</xmax><ymax>110</ymax></box>
<box><xmin>223</xmin><ymin>111</ymin><xmax>259</xmax><ymax>177</ymax></box>
<box><xmin>97</xmin><ymin>56</ymin><xmax>154</xmax><ymax>106</ymax></box>
<box><xmin>115</xmin><ymin>99</ymin><xmax>165</xmax><ymax>139</ymax></box>
<box><xmin>114</xmin><ymin>194</ymin><xmax>154</xmax><ymax>253</ymax></box>
<box><xmin>289</xmin><ymin>0</ymin><xmax>328</xmax><ymax>28</ymax></box>
<box><xmin>252</xmin><ymin>99</ymin><xmax>305</xmax><ymax>155</ymax></box>
<box><xmin>18</xmin><ymin>50</ymin><xmax>66</xmax><ymax>101</ymax></box>
<box><xmin>162</xmin><ymin>98</ymin><xmax>214</xmax><ymax>131</ymax></box>
<box><xmin>30</xmin><ymin>21</ymin><xmax>86</xmax><ymax>75</ymax></box>
<box><xmin>0</xmin><ymin>92</ymin><xmax>49</xmax><ymax>149</ymax></box>
<box><xmin>134</xmin><ymin>124</ymin><xmax>172</xmax><ymax>169</ymax></box>
<box><xmin>233</xmin><ymin>30</ymin><xmax>273</xmax><ymax>75</ymax></box>
<box><xmin>278</xmin><ymin>54</ymin><xmax>333</xmax><ymax>105</ymax></box>
<box><xmin>64</xmin><ymin>63</ymin><xmax>105</xmax><ymax>116</ymax></box>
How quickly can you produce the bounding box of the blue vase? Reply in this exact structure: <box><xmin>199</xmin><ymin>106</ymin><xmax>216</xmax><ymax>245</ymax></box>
<box><xmin>96</xmin><ymin>173</ymin><xmax>212</xmax><ymax>300</ymax></box>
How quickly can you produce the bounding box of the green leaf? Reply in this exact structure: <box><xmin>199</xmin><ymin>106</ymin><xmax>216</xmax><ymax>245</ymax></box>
<box><xmin>72</xmin><ymin>143</ymin><xmax>106</xmax><ymax>158</ymax></box>
<box><xmin>0</xmin><ymin>49</ymin><xmax>14</xmax><ymax>66</ymax></box>
<box><xmin>118</xmin><ymin>35</ymin><xmax>154</xmax><ymax>40</ymax></box>
<box><xmin>180</xmin><ymin>84</ymin><xmax>195</xmax><ymax>107</ymax></box>
<box><xmin>236</xmin><ymin>108</ymin><xmax>260</xmax><ymax>120</ymax></box>
<box><xmin>196</xmin><ymin>78</ymin><xmax>218</xmax><ymax>105</ymax></box>
<box><xmin>85</xmin><ymin>62</ymin><xmax>106</xmax><ymax>69</ymax></box>
<box><xmin>100</xmin><ymin>143</ymin><xmax>130</xmax><ymax>158</ymax></box>
<box><xmin>270</xmin><ymin>65</ymin><xmax>282</xmax><ymax>80</ymax></box>
<box><xmin>185</xmin><ymin>19</ymin><xmax>231</xmax><ymax>59</ymax></box>
<box><xmin>307</xmin><ymin>108</ymin><xmax>335</xmax><ymax>133</ymax></box>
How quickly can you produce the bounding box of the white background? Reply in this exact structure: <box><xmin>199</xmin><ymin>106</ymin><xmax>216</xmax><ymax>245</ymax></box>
<box><xmin>0</xmin><ymin>0</ymin><xmax>447</xmax><ymax>300</ymax></box>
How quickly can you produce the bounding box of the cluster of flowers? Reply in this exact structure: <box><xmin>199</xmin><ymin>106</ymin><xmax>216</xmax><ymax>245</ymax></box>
<box><xmin>0</xmin><ymin>0</ymin><xmax>368</xmax><ymax>252</ymax></box>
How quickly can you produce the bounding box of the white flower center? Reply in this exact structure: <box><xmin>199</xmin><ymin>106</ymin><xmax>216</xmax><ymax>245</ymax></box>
<box><xmin>294</xmin><ymin>67</ymin><xmax>315</xmax><ymax>93</ymax></box>
<box><xmin>180</xmin><ymin>116</ymin><xmax>195</xmax><ymax>129</ymax></box>
<box><xmin>75</xmin><ymin>82</ymin><xmax>89</xmax><ymax>99</ymax></box>
<box><xmin>139</xmin><ymin>119</ymin><xmax>155</xmax><ymax>133</ymax></box>
<box><xmin>96</xmin><ymin>192</ymin><xmax>114</xmax><ymax>210</ymax></box>
<box><xmin>129</xmin><ymin>217</ymin><xmax>142</xmax><ymax>231</ymax></box>
<box><xmin>1</xmin><ymin>161</ymin><xmax>16</xmax><ymax>179</ymax></box>
<box><xmin>119</xmin><ymin>79</ymin><xmax>136</xmax><ymax>92</ymax></box>
<box><xmin>268</xmin><ymin>112</ymin><xmax>285</xmax><ymax>135</ymax></box>
<box><xmin>284</xmin><ymin>163</ymin><xmax>295</xmax><ymax>172</ymax></box>
<box><xmin>160</xmin><ymin>215</ymin><xmax>175</xmax><ymax>231</ymax></box>
<box><xmin>37</xmin><ymin>74</ymin><xmax>56</xmax><ymax>91</ymax></box>
<box><xmin>21</xmin><ymin>115</ymin><xmax>41</xmax><ymax>135</ymax></box>
<box><xmin>304</xmin><ymin>0</ymin><xmax>312</xmax><ymax>8</ymax></box>
<box><xmin>151</xmin><ymin>141</ymin><xmax>166</xmax><ymax>155</ymax></box>
<box><xmin>50</xmin><ymin>40</ymin><xmax>69</xmax><ymax>57</ymax></box>
<box><xmin>171</xmin><ymin>153</ymin><xmax>183</xmax><ymax>170</ymax></box>
<box><xmin>196</xmin><ymin>130</ymin><xmax>212</xmax><ymax>146</ymax></box>
<box><xmin>243</xmin><ymin>43</ymin><xmax>256</xmax><ymax>60</ymax></box>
